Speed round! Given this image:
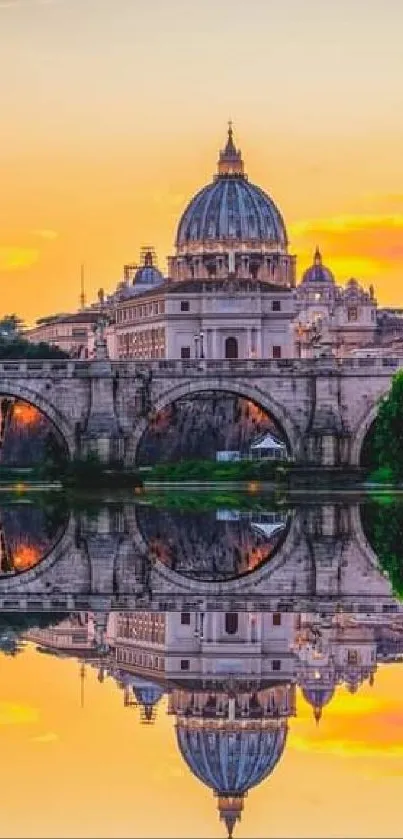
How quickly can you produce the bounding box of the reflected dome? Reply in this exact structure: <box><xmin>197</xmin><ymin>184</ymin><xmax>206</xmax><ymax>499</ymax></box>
<box><xmin>177</xmin><ymin>720</ymin><xmax>287</xmax><ymax>794</ymax></box>
<box><xmin>301</xmin><ymin>685</ymin><xmax>335</xmax><ymax>723</ymax></box>
<box><xmin>177</xmin><ymin>719</ymin><xmax>287</xmax><ymax>837</ymax></box>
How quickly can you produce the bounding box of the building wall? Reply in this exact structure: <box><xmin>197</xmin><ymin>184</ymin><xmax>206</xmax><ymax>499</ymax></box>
<box><xmin>26</xmin><ymin>315</ymin><xmax>97</xmax><ymax>357</ymax></box>
<box><xmin>112</xmin><ymin>288</ymin><xmax>296</xmax><ymax>360</ymax></box>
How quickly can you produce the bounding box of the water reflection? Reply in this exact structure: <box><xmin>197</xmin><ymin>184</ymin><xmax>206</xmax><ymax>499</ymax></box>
<box><xmin>4</xmin><ymin>606</ymin><xmax>399</xmax><ymax>838</ymax></box>
<box><xmin>0</xmin><ymin>499</ymin><xmax>67</xmax><ymax>576</ymax></box>
<box><xmin>138</xmin><ymin>506</ymin><xmax>290</xmax><ymax>580</ymax></box>
<box><xmin>0</xmin><ymin>493</ymin><xmax>402</xmax><ymax>614</ymax></box>
<box><xmin>1</xmin><ymin>493</ymin><xmax>403</xmax><ymax>836</ymax></box>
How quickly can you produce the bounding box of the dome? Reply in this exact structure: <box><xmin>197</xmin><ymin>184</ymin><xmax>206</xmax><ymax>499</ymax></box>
<box><xmin>301</xmin><ymin>685</ymin><xmax>335</xmax><ymax>724</ymax></box>
<box><xmin>131</xmin><ymin>676</ymin><xmax>165</xmax><ymax>712</ymax></box>
<box><xmin>176</xmin><ymin>720</ymin><xmax>287</xmax><ymax>797</ymax></box>
<box><xmin>132</xmin><ymin>249</ymin><xmax>164</xmax><ymax>294</ymax></box>
<box><xmin>301</xmin><ymin>685</ymin><xmax>335</xmax><ymax>709</ymax></box>
<box><xmin>175</xmin><ymin>126</ymin><xmax>288</xmax><ymax>250</ymax></box>
<box><xmin>301</xmin><ymin>248</ymin><xmax>335</xmax><ymax>285</ymax></box>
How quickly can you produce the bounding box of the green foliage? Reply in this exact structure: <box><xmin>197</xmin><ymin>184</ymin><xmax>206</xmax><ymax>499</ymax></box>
<box><xmin>61</xmin><ymin>453</ymin><xmax>142</xmax><ymax>489</ymax></box>
<box><xmin>142</xmin><ymin>489</ymin><xmax>285</xmax><ymax>512</ymax></box>
<box><xmin>366</xmin><ymin>466</ymin><xmax>394</xmax><ymax>484</ymax></box>
<box><xmin>147</xmin><ymin>458</ymin><xmax>289</xmax><ymax>483</ymax></box>
<box><xmin>0</xmin><ymin>314</ymin><xmax>25</xmax><ymax>338</ymax></box>
<box><xmin>0</xmin><ymin>336</ymin><xmax>69</xmax><ymax>360</ymax></box>
<box><xmin>0</xmin><ymin>612</ymin><xmax>69</xmax><ymax>657</ymax></box>
<box><xmin>372</xmin><ymin>371</ymin><xmax>403</xmax><ymax>480</ymax></box>
<box><xmin>0</xmin><ymin>313</ymin><xmax>68</xmax><ymax>358</ymax></box>
<box><xmin>361</xmin><ymin>498</ymin><xmax>403</xmax><ymax>598</ymax></box>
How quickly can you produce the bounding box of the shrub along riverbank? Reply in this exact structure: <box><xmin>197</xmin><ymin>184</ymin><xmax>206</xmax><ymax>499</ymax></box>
<box><xmin>0</xmin><ymin>454</ymin><xmax>143</xmax><ymax>489</ymax></box>
<box><xmin>146</xmin><ymin>458</ymin><xmax>289</xmax><ymax>482</ymax></box>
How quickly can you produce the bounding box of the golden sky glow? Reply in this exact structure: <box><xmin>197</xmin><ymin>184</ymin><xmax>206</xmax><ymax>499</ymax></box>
<box><xmin>1</xmin><ymin>646</ymin><xmax>403</xmax><ymax>838</ymax></box>
<box><xmin>1</xmin><ymin>0</ymin><xmax>403</xmax><ymax>324</ymax></box>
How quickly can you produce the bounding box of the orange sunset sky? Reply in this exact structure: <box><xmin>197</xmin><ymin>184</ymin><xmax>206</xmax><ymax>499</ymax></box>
<box><xmin>1</xmin><ymin>0</ymin><xmax>403</xmax><ymax>325</ymax></box>
<box><xmin>2</xmin><ymin>645</ymin><xmax>403</xmax><ymax>838</ymax></box>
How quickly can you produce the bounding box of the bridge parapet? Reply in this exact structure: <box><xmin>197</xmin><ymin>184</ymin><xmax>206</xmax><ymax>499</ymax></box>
<box><xmin>0</xmin><ymin>356</ymin><xmax>401</xmax><ymax>380</ymax></box>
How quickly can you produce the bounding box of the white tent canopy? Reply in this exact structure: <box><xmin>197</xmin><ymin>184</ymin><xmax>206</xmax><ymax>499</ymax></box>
<box><xmin>250</xmin><ymin>433</ymin><xmax>287</xmax><ymax>451</ymax></box>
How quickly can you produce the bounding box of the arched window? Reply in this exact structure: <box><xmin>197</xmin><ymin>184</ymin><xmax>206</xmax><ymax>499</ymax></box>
<box><xmin>225</xmin><ymin>612</ymin><xmax>238</xmax><ymax>635</ymax></box>
<box><xmin>225</xmin><ymin>336</ymin><xmax>238</xmax><ymax>359</ymax></box>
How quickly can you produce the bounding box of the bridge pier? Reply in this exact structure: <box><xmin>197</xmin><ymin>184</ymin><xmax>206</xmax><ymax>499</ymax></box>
<box><xmin>80</xmin><ymin>360</ymin><xmax>125</xmax><ymax>465</ymax></box>
<box><xmin>303</xmin><ymin>359</ymin><xmax>350</xmax><ymax>467</ymax></box>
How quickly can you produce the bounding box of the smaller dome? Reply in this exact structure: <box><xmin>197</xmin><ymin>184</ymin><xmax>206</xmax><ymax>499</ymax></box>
<box><xmin>131</xmin><ymin>676</ymin><xmax>164</xmax><ymax>706</ymax></box>
<box><xmin>301</xmin><ymin>685</ymin><xmax>335</xmax><ymax>708</ymax></box>
<box><xmin>301</xmin><ymin>685</ymin><xmax>335</xmax><ymax>724</ymax></box>
<box><xmin>132</xmin><ymin>249</ymin><xmax>164</xmax><ymax>294</ymax></box>
<box><xmin>301</xmin><ymin>248</ymin><xmax>335</xmax><ymax>285</ymax></box>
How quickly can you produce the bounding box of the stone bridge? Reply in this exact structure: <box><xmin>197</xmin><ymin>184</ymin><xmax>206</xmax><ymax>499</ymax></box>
<box><xmin>0</xmin><ymin>355</ymin><xmax>401</xmax><ymax>466</ymax></box>
<box><xmin>0</xmin><ymin>500</ymin><xmax>398</xmax><ymax>616</ymax></box>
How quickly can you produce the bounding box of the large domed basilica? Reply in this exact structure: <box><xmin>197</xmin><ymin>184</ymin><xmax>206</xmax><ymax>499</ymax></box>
<box><xmin>27</xmin><ymin>124</ymin><xmax>402</xmax><ymax>361</ymax></box>
<box><xmin>169</xmin><ymin>123</ymin><xmax>293</xmax><ymax>287</ymax></box>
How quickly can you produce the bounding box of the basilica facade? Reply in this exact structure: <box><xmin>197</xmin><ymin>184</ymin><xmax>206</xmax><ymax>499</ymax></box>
<box><xmin>26</xmin><ymin>126</ymin><xmax>402</xmax><ymax>360</ymax></box>
<box><xmin>101</xmin><ymin>126</ymin><xmax>390</xmax><ymax>362</ymax></box>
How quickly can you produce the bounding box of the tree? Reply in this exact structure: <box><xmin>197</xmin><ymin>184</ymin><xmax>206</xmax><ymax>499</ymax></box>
<box><xmin>0</xmin><ymin>336</ymin><xmax>69</xmax><ymax>360</ymax></box>
<box><xmin>373</xmin><ymin>370</ymin><xmax>403</xmax><ymax>479</ymax></box>
<box><xmin>0</xmin><ymin>314</ymin><xmax>24</xmax><ymax>339</ymax></box>
<box><xmin>361</xmin><ymin>498</ymin><xmax>403</xmax><ymax>599</ymax></box>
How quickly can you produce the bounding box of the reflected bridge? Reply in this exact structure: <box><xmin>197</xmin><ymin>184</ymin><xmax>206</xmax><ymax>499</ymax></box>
<box><xmin>0</xmin><ymin>496</ymin><xmax>399</xmax><ymax>617</ymax></box>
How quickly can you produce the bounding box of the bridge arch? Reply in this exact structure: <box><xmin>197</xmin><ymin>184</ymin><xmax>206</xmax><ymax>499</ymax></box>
<box><xmin>126</xmin><ymin>377</ymin><xmax>302</xmax><ymax>465</ymax></box>
<box><xmin>0</xmin><ymin>515</ymin><xmax>75</xmax><ymax>594</ymax></box>
<box><xmin>350</xmin><ymin>400</ymin><xmax>384</xmax><ymax>466</ymax></box>
<box><xmin>0</xmin><ymin>380</ymin><xmax>76</xmax><ymax>457</ymax></box>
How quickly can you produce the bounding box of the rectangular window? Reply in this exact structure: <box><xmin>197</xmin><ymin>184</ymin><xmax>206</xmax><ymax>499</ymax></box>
<box><xmin>180</xmin><ymin>300</ymin><xmax>190</xmax><ymax>312</ymax></box>
<box><xmin>348</xmin><ymin>307</ymin><xmax>358</xmax><ymax>322</ymax></box>
<box><xmin>181</xmin><ymin>346</ymin><xmax>191</xmax><ymax>359</ymax></box>
<box><xmin>272</xmin><ymin>659</ymin><xmax>281</xmax><ymax>671</ymax></box>
<box><xmin>272</xmin><ymin>612</ymin><xmax>282</xmax><ymax>626</ymax></box>
<box><xmin>273</xmin><ymin>345</ymin><xmax>282</xmax><ymax>359</ymax></box>
<box><xmin>181</xmin><ymin>612</ymin><xmax>191</xmax><ymax>625</ymax></box>
<box><xmin>180</xmin><ymin>659</ymin><xmax>190</xmax><ymax>671</ymax></box>
<box><xmin>272</xmin><ymin>300</ymin><xmax>281</xmax><ymax>312</ymax></box>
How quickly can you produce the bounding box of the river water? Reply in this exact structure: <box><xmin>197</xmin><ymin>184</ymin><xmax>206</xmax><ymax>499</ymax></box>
<box><xmin>0</xmin><ymin>487</ymin><xmax>402</xmax><ymax>838</ymax></box>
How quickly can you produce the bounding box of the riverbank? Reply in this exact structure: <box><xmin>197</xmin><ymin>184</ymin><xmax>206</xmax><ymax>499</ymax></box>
<box><xmin>0</xmin><ymin>458</ymin><xmax>399</xmax><ymax>492</ymax></box>
<box><xmin>0</xmin><ymin>462</ymin><xmax>143</xmax><ymax>490</ymax></box>
<box><xmin>144</xmin><ymin>459</ymin><xmax>368</xmax><ymax>488</ymax></box>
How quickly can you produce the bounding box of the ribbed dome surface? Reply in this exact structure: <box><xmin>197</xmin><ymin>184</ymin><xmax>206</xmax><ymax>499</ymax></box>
<box><xmin>176</xmin><ymin>722</ymin><xmax>287</xmax><ymax>796</ymax></box>
<box><xmin>176</xmin><ymin>177</ymin><xmax>287</xmax><ymax>248</ymax></box>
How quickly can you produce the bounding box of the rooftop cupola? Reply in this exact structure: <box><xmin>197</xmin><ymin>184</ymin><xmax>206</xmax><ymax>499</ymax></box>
<box><xmin>217</xmin><ymin>122</ymin><xmax>245</xmax><ymax>177</ymax></box>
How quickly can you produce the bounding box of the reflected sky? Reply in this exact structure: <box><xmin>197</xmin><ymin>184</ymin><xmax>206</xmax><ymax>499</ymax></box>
<box><xmin>1</xmin><ymin>608</ymin><xmax>403</xmax><ymax>838</ymax></box>
<box><xmin>0</xmin><ymin>491</ymin><xmax>403</xmax><ymax>836</ymax></box>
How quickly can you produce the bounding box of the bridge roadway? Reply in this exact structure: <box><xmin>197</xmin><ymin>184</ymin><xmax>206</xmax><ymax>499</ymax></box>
<box><xmin>0</xmin><ymin>354</ymin><xmax>401</xmax><ymax>466</ymax></box>
<box><xmin>0</xmin><ymin>501</ymin><xmax>399</xmax><ymax>616</ymax></box>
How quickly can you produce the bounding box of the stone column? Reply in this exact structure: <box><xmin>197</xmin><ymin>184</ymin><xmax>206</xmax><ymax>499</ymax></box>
<box><xmin>212</xmin><ymin>329</ymin><xmax>219</xmax><ymax>360</ymax></box>
<box><xmin>246</xmin><ymin>328</ymin><xmax>252</xmax><ymax>359</ymax></box>
<box><xmin>81</xmin><ymin>359</ymin><xmax>124</xmax><ymax>465</ymax></box>
<box><xmin>305</xmin><ymin>359</ymin><xmax>345</xmax><ymax>467</ymax></box>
